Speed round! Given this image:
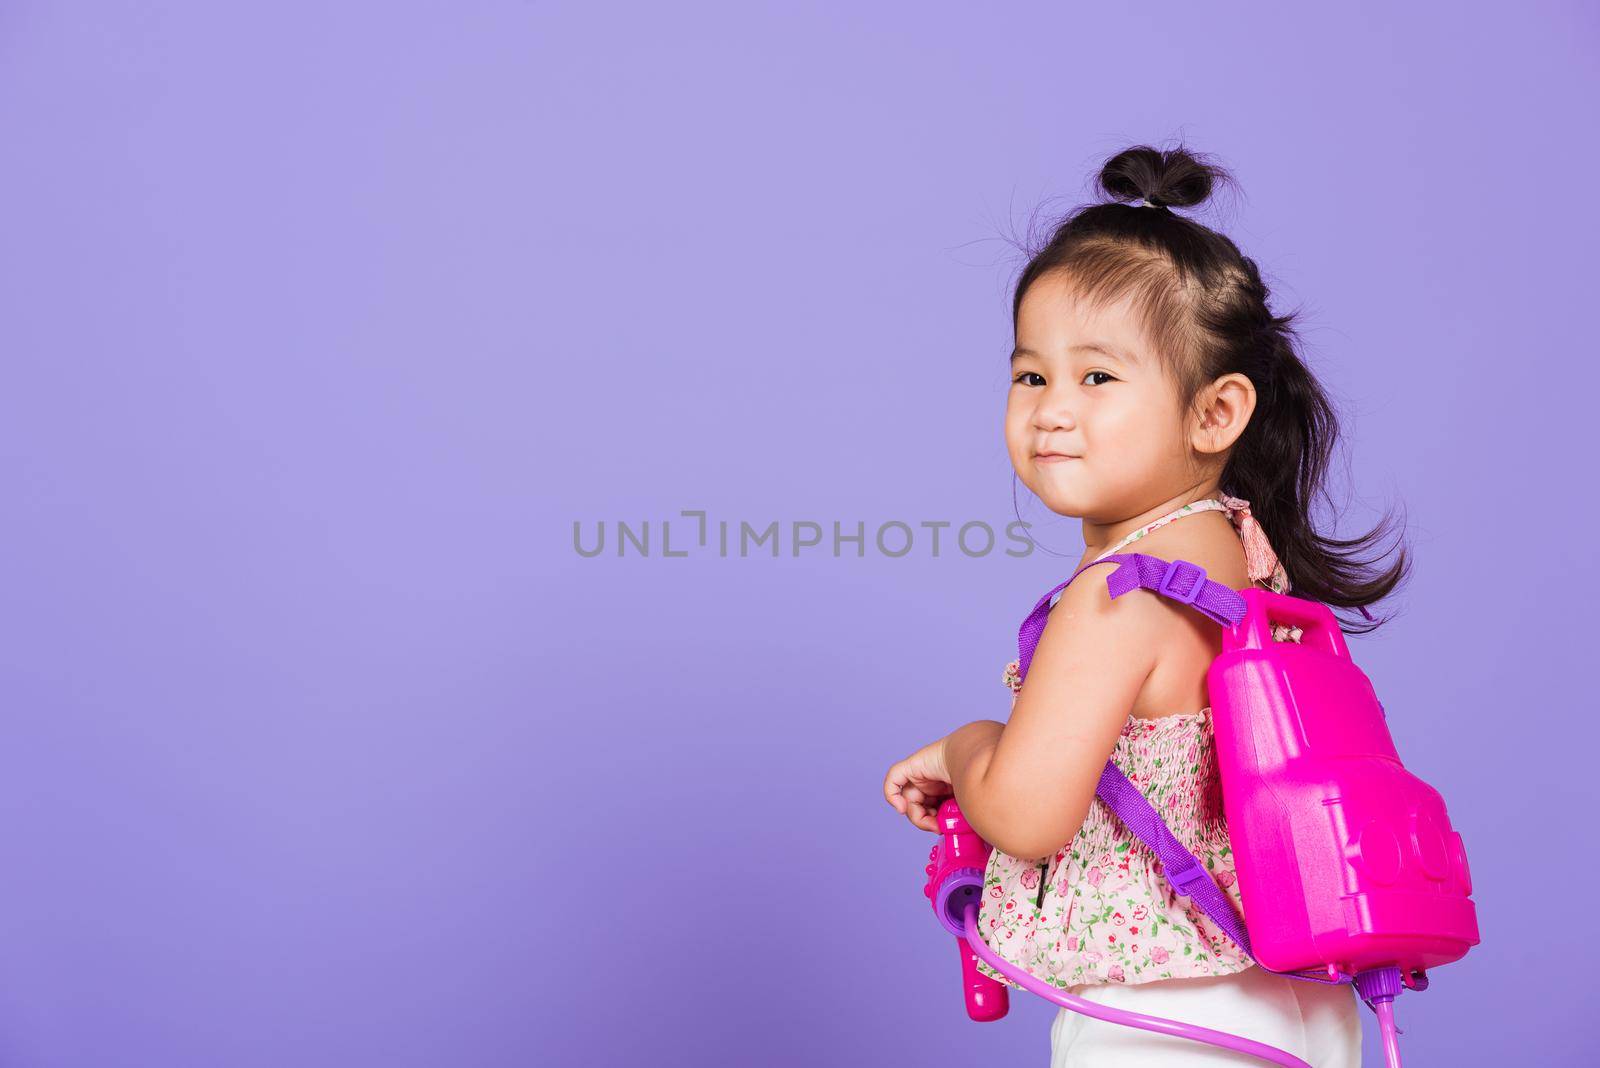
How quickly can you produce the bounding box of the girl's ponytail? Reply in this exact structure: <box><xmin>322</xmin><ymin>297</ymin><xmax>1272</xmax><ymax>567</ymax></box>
<box><xmin>1228</xmin><ymin>325</ymin><xmax>1409</xmax><ymax>630</ymax></box>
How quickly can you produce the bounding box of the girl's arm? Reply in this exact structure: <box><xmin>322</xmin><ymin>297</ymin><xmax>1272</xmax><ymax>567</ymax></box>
<box><xmin>947</xmin><ymin>563</ymin><xmax>1162</xmax><ymax>863</ymax></box>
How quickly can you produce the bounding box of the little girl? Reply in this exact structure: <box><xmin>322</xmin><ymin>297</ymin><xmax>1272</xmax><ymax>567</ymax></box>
<box><xmin>884</xmin><ymin>145</ymin><xmax>1410</xmax><ymax>1066</ymax></box>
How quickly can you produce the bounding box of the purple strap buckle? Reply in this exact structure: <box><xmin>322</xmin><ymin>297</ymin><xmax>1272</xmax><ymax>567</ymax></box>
<box><xmin>1164</xmin><ymin>856</ymin><xmax>1208</xmax><ymax>897</ymax></box>
<box><xmin>1157</xmin><ymin>559</ymin><xmax>1208</xmax><ymax>606</ymax></box>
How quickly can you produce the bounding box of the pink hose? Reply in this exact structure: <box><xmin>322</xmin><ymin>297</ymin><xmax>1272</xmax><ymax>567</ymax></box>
<box><xmin>1373</xmin><ymin>1000</ymin><xmax>1403</xmax><ymax>1066</ymax></box>
<box><xmin>960</xmin><ymin>903</ymin><xmax>1319</xmax><ymax>1067</ymax></box>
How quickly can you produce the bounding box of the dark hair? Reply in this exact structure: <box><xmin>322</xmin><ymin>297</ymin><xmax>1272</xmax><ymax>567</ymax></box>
<box><xmin>1011</xmin><ymin>143</ymin><xmax>1410</xmax><ymax>634</ymax></box>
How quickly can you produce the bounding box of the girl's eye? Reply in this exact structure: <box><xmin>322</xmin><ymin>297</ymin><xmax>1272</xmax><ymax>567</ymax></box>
<box><xmin>1010</xmin><ymin>370</ymin><xmax>1117</xmax><ymax>387</ymax></box>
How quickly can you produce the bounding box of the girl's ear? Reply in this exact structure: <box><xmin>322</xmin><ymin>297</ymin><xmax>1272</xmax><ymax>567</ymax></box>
<box><xmin>1192</xmin><ymin>373</ymin><xmax>1256</xmax><ymax>456</ymax></box>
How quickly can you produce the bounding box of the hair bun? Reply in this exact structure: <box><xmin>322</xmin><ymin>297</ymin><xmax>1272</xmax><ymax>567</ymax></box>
<box><xmin>1097</xmin><ymin>144</ymin><xmax>1226</xmax><ymax>211</ymax></box>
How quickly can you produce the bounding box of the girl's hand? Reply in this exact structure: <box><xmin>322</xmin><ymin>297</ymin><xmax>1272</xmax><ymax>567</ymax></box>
<box><xmin>883</xmin><ymin>736</ymin><xmax>954</xmax><ymax>833</ymax></box>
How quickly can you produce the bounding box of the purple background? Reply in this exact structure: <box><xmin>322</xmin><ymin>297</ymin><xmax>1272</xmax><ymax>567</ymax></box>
<box><xmin>1</xmin><ymin>3</ymin><xmax>1594</xmax><ymax>1065</ymax></box>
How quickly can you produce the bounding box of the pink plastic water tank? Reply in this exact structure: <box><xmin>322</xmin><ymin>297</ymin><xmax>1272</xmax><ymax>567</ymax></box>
<box><xmin>1206</xmin><ymin>587</ymin><xmax>1480</xmax><ymax>976</ymax></box>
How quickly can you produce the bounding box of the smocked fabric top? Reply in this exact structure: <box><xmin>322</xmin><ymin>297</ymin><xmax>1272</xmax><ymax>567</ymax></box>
<box><xmin>973</xmin><ymin>496</ymin><xmax>1301</xmax><ymax>989</ymax></box>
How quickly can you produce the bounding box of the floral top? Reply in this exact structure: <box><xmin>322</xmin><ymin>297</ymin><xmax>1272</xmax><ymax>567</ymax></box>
<box><xmin>973</xmin><ymin>496</ymin><xmax>1301</xmax><ymax>989</ymax></box>
<box><xmin>973</xmin><ymin>698</ymin><xmax>1255</xmax><ymax>989</ymax></box>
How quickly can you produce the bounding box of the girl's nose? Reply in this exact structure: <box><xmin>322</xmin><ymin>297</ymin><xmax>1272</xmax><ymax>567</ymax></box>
<box><xmin>1032</xmin><ymin>389</ymin><xmax>1077</xmax><ymax>432</ymax></box>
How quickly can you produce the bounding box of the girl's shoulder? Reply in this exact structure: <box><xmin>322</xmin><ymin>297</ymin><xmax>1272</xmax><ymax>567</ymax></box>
<box><xmin>1106</xmin><ymin>512</ymin><xmax>1253</xmax><ymax>596</ymax></box>
<box><xmin>1040</xmin><ymin>516</ymin><xmax>1250</xmax><ymax>653</ymax></box>
<box><xmin>1091</xmin><ymin>516</ymin><xmax>1253</xmax><ymax>716</ymax></box>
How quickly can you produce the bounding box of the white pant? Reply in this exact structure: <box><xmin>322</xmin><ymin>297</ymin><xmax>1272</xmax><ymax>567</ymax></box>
<box><xmin>1049</xmin><ymin>964</ymin><xmax>1362</xmax><ymax>1067</ymax></box>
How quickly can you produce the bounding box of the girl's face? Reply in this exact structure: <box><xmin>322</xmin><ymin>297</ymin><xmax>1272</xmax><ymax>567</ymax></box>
<box><xmin>1005</xmin><ymin>272</ymin><xmax>1196</xmax><ymax>522</ymax></box>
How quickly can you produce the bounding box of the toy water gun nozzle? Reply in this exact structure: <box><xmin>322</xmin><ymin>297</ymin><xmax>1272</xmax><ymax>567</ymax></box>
<box><xmin>921</xmin><ymin>799</ymin><xmax>1008</xmax><ymax>1022</ymax></box>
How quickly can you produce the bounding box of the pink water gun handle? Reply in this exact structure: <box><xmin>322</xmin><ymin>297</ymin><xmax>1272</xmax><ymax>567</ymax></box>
<box><xmin>922</xmin><ymin>799</ymin><xmax>1008</xmax><ymax>1022</ymax></box>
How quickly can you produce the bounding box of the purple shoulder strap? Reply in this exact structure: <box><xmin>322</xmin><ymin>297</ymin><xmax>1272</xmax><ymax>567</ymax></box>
<box><xmin>1014</xmin><ymin>553</ymin><xmax>1260</xmax><ymax>963</ymax></box>
<box><xmin>1016</xmin><ymin>554</ymin><xmax>1247</xmax><ymax>679</ymax></box>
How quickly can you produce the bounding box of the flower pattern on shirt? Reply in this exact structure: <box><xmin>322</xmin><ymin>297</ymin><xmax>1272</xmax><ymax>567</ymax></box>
<box><xmin>973</xmin><ymin>702</ymin><xmax>1256</xmax><ymax>989</ymax></box>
